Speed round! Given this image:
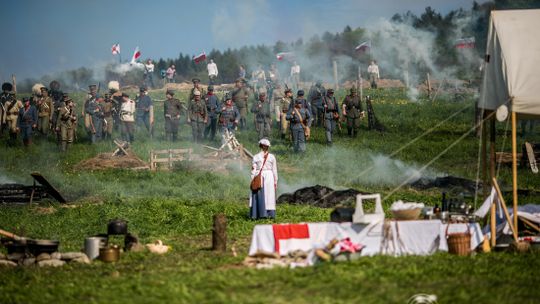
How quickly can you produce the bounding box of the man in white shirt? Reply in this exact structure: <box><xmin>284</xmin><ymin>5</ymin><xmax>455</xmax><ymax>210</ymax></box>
<box><xmin>207</xmin><ymin>59</ymin><xmax>218</xmax><ymax>84</ymax></box>
<box><xmin>120</xmin><ymin>93</ymin><xmax>136</xmax><ymax>143</ymax></box>
<box><xmin>290</xmin><ymin>61</ymin><xmax>300</xmax><ymax>90</ymax></box>
<box><xmin>144</xmin><ymin>59</ymin><xmax>155</xmax><ymax>88</ymax></box>
<box><xmin>367</xmin><ymin>60</ymin><xmax>380</xmax><ymax>89</ymax></box>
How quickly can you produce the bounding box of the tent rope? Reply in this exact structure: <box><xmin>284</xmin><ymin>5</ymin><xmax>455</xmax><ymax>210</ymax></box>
<box><xmin>383</xmin><ymin>111</ymin><xmax>497</xmax><ymax>202</ymax></box>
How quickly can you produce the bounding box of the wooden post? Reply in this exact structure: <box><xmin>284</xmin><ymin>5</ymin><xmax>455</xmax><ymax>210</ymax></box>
<box><xmin>168</xmin><ymin>149</ymin><xmax>172</xmax><ymax>170</ymax></box>
<box><xmin>333</xmin><ymin>60</ymin><xmax>338</xmax><ymax>91</ymax></box>
<box><xmin>212</xmin><ymin>213</ymin><xmax>227</xmax><ymax>252</ymax></box>
<box><xmin>489</xmin><ymin>113</ymin><xmax>497</xmax><ymax>247</ymax></box>
<box><xmin>511</xmin><ymin>110</ymin><xmax>518</xmax><ymax>230</ymax></box>
<box><xmin>426</xmin><ymin>73</ymin><xmax>431</xmax><ymax>99</ymax></box>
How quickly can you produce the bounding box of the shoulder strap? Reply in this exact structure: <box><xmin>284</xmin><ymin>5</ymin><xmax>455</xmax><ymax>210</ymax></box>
<box><xmin>294</xmin><ymin>108</ymin><xmax>307</xmax><ymax>129</ymax></box>
<box><xmin>258</xmin><ymin>153</ymin><xmax>269</xmax><ymax>176</ymax></box>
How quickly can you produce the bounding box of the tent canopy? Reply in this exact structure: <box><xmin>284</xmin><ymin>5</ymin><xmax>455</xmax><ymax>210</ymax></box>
<box><xmin>479</xmin><ymin>9</ymin><xmax>540</xmax><ymax>116</ymax></box>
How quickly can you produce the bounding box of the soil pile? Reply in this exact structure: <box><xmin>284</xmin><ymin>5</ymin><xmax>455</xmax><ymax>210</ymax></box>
<box><xmin>75</xmin><ymin>152</ymin><xmax>149</xmax><ymax>171</ymax></box>
<box><xmin>277</xmin><ymin>185</ymin><xmax>369</xmax><ymax>208</ymax></box>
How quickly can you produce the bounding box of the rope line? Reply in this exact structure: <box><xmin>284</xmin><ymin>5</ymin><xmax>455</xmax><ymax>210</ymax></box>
<box><xmin>382</xmin><ymin>111</ymin><xmax>497</xmax><ymax>202</ymax></box>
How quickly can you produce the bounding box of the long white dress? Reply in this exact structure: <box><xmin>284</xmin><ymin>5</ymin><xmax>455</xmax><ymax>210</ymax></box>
<box><xmin>249</xmin><ymin>151</ymin><xmax>278</xmax><ymax>211</ymax></box>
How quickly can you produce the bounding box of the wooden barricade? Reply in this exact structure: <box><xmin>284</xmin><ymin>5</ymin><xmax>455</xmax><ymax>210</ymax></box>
<box><xmin>150</xmin><ymin>148</ymin><xmax>193</xmax><ymax>171</ymax></box>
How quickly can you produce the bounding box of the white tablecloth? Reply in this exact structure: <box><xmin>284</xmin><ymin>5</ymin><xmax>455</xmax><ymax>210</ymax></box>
<box><xmin>248</xmin><ymin>220</ymin><xmax>483</xmax><ymax>256</ymax></box>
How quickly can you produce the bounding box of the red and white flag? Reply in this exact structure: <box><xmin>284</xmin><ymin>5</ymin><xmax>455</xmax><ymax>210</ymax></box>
<box><xmin>130</xmin><ymin>46</ymin><xmax>141</xmax><ymax>64</ymax></box>
<box><xmin>355</xmin><ymin>40</ymin><xmax>371</xmax><ymax>52</ymax></box>
<box><xmin>111</xmin><ymin>43</ymin><xmax>120</xmax><ymax>55</ymax></box>
<box><xmin>276</xmin><ymin>52</ymin><xmax>295</xmax><ymax>61</ymax></box>
<box><xmin>192</xmin><ymin>51</ymin><xmax>206</xmax><ymax>63</ymax></box>
<box><xmin>455</xmin><ymin>37</ymin><xmax>475</xmax><ymax>49</ymax></box>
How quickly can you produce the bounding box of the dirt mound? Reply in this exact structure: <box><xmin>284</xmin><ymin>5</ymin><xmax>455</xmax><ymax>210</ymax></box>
<box><xmin>277</xmin><ymin>185</ymin><xmax>369</xmax><ymax>208</ymax></box>
<box><xmin>75</xmin><ymin>152</ymin><xmax>149</xmax><ymax>171</ymax></box>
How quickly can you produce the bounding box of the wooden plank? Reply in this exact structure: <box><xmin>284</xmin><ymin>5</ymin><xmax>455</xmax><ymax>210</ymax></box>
<box><xmin>492</xmin><ymin>177</ymin><xmax>518</xmax><ymax>242</ymax></box>
<box><xmin>525</xmin><ymin>142</ymin><xmax>538</xmax><ymax>173</ymax></box>
<box><xmin>30</xmin><ymin>172</ymin><xmax>66</xmax><ymax>203</ymax></box>
<box><xmin>151</xmin><ymin>157</ymin><xmax>185</xmax><ymax>163</ymax></box>
<box><xmin>151</xmin><ymin>149</ymin><xmax>192</xmax><ymax>154</ymax></box>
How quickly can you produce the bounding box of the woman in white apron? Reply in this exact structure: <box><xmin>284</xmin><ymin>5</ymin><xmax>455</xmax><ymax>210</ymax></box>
<box><xmin>249</xmin><ymin>138</ymin><xmax>278</xmax><ymax>219</ymax></box>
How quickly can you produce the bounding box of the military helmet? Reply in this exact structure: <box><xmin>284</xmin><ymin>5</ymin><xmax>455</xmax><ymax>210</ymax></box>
<box><xmin>2</xmin><ymin>82</ymin><xmax>13</xmax><ymax>92</ymax></box>
<box><xmin>49</xmin><ymin>80</ymin><xmax>61</xmax><ymax>91</ymax></box>
<box><xmin>224</xmin><ymin>93</ymin><xmax>232</xmax><ymax>100</ymax></box>
<box><xmin>350</xmin><ymin>87</ymin><xmax>357</xmax><ymax>93</ymax></box>
<box><xmin>297</xmin><ymin>90</ymin><xmax>304</xmax><ymax>96</ymax></box>
<box><xmin>166</xmin><ymin>90</ymin><xmax>174</xmax><ymax>96</ymax></box>
<box><xmin>192</xmin><ymin>78</ymin><xmax>200</xmax><ymax>83</ymax></box>
<box><xmin>139</xmin><ymin>86</ymin><xmax>147</xmax><ymax>92</ymax></box>
<box><xmin>327</xmin><ymin>88</ymin><xmax>334</xmax><ymax>94</ymax></box>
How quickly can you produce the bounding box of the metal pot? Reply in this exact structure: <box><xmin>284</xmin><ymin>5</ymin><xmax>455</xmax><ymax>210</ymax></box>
<box><xmin>85</xmin><ymin>236</ymin><xmax>108</xmax><ymax>260</ymax></box>
<box><xmin>99</xmin><ymin>245</ymin><xmax>120</xmax><ymax>262</ymax></box>
<box><xmin>27</xmin><ymin>239</ymin><xmax>60</xmax><ymax>256</ymax></box>
<box><xmin>1</xmin><ymin>238</ymin><xmax>27</xmax><ymax>254</ymax></box>
<box><xmin>107</xmin><ymin>219</ymin><xmax>128</xmax><ymax>235</ymax></box>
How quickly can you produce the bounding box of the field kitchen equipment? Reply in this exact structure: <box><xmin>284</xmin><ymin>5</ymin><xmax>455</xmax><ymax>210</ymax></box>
<box><xmin>85</xmin><ymin>236</ymin><xmax>108</xmax><ymax>260</ymax></box>
<box><xmin>99</xmin><ymin>245</ymin><xmax>120</xmax><ymax>262</ymax></box>
<box><xmin>0</xmin><ymin>172</ymin><xmax>66</xmax><ymax>204</ymax></box>
<box><xmin>0</xmin><ymin>228</ymin><xmax>59</xmax><ymax>255</ymax></box>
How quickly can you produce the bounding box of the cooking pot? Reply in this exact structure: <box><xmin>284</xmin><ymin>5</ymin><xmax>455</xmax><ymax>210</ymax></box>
<box><xmin>99</xmin><ymin>245</ymin><xmax>120</xmax><ymax>262</ymax></box>
<box><xmin>107</xmin><ymin>219</ymin><xmax>128</xmax><ymax>235</ymax></box>
<box><xmin>85</xmin><ymin>236</ymin><xmax>108</xmax><ymax>260</ymax></box>
<box><xmin>1</xmin><ymin>238</ymin><xmax>27</xmax><ymax>254</ymax></box>
<box><xmin>27</xmin><ymin>239</ymin><xmax>60</xmax><ymax>256</ymax></box>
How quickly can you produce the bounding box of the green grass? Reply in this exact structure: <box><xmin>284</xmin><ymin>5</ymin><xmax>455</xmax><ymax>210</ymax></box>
<box><xmin>1</xmin><ymin>88</ymin><xmax>540</xmax><ymax>303</ymax></box>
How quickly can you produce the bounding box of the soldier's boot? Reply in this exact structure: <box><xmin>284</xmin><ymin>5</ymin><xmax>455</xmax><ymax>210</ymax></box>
<box><xmin>172</xmin><ymin>133</ymin><xmax>178</xmax><ymax>142</ymax></box>
<box><xmin>61</xmin><ymin>141</ymin><xmax>67</xmax><ymax>152</ymax></box>
<box><xmin>325</xmin><ymin>131</ymin><xmax>333</xmax><ymax>145</ymax></box>
<box><xmin>347</xmin><ymin>127</ymin><xmax>352</xmax><ymax>136</ymax></box>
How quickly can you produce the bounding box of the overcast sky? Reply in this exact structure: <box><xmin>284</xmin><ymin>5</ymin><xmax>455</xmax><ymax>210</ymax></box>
<box><xmin>0</xmin><ymin>0</ymin><xmax>484</xmax><ymax>80</ymax></box>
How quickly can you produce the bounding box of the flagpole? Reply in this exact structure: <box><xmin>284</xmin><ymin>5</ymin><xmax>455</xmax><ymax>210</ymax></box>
<box><xmin>119</xmin><ymin>53</ymin><xmax>122</xmax><ymax>64</ymax></box>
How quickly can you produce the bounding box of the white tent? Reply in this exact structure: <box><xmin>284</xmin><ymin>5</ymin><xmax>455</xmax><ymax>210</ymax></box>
<box><xmin>479</xmin><ymin>9</ymin><xmax>540</xmax><ymax>116</ymax></box>
<box><xmin>478</xmin><ymin>9</ymin><xmax>540</xmax><ymax>245</ymax></box>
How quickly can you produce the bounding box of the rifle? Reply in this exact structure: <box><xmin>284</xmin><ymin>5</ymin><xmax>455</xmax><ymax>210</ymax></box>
<box><xmin>11</xmin><ymin>74</ymin><xmax>17</xmax><ymax>94</ymax></box>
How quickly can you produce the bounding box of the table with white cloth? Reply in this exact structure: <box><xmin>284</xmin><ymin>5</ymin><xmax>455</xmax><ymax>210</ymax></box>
<box><xmin>248</xmin><ymin>220</ymin><xmax>484</xmax><ymax>257</ymax></box>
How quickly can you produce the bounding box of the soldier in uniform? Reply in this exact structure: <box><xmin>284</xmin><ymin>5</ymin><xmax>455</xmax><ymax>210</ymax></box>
<box><xmin>187</xmin><ymin>90</ymin><xmax>207</xmax><ymax>142</ymax></box>
<box><xmin>36</xmin><ymin>87</ymin><xmax>53</xmax><ymax>136</ymax></box>
<box><xmin>0</xmin><ymin>82</ymin><xmax>14</xmax><ymax>135</ymax></box>
<box><xmin>289</xmin><ymin>90</ymin><xmax>311</xmax><ymax>114</ymax></box>
<box><xmin>56</xmin><ymin>98</ymin><xmax>77</xmax><ymax>152</ymax></box>
<box><xmin>321</xmin><ymin>88</ymin><xmax>340</xmax><ymax>145</ymax></box>
<box><xmin>163</xmin><ymin>90</ymin><xmax>184</xmax><ymax>142</ymax></box>
<box><xmin>120</xmin><ymin>93</ymin><xmax>136</xmax><ymax>143</ymax></box>
<box><xmin>4</xmin><ymin>92</ymin><xmax>23</xmax><ymax>146</ymax></box>
<box><xmin>308</xmin><ymin>81</ymin><xmax>325</xmax><ymax>127</ymax></box>
<box><xmin>49</xmin><ymin>81</ymin><xmax>64</xmax><ymax>142</ymax></box>
<box><xmin>135</xmin><ymin>87</ymin><xmax>154</xmax><ymax>138</ymax></box>
<box><xmin>189</xmin><ymin>78</ymin><xmax>206</xmax><ymax>101</ymax></box>
<box><xmin>218</xmin><ymin>93</ymin><xmax>240</xmax><ymax>135</ymax></box>
<box><xmin>203</xmin><ymin>85</ymin><xmax>220</xmax><ymax>141</ymax></box>
<box><xmin>16</xmin><ymin>97</ymin><xmax>38</xmax><ymax>146</ymax></box>
<box><xmin>272</xmin><ymin>83</ymin><xmax>284</xmax><ymax>128</ymax></box>
<box><xmin>101</xmin><ymin>93</ymin><xmax>114</xmax><ymax>140</ymax></box>
<box><xmin>85</xmin><ymin>92</ymin><xmax>104</xmax><ymax>143</ymax></box>
<box><xmin>279</xmin><ymin>88</ymin><xmax>293</xmax><ymax>140</ymax></box>
<box><xmin>83</xmin><ymin>85</ymin><xmax>98</xmax><ymax>138</ymax></box>
<box><xmin>342</xmin><ymin>87</ymin><xmax>364</xmax><ymax>138</ymax></box>
<box><xmin>287</xmin><ymin>98</ymin><xmax>312</xmax><ymax>153</ymax></box>
<box><xmin>251</xmin><ymin>91</ymin><xmax>272</xmax><ymax>140</ymax></box>
<box><xmin>232</xmin><ymin>78</ymin><xmax>249</xmax><ymax>130</ymax></box>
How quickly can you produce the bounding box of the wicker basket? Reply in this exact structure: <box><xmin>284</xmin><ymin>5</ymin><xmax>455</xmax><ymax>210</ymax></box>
<box><xmin>391</xmin><ymin>208</ymin><xmax>421</xmax><ymax>221</ymax></box>
<box><xmin>446</xmin><ymin>225</ymin><xmax>471</xmax><ymax>256</ymax></box>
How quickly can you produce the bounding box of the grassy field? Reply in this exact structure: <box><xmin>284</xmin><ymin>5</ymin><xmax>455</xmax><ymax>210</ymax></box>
<box><xmin>1</xmin><ymin>87</ymin><xmax>539</xmax><ymax>303</ymax></box>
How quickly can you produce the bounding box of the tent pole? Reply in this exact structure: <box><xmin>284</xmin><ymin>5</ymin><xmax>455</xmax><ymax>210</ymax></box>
<box><xmin>488</xmin><ymin>112</ymin><xmax>497</xmax><ymax>247</ymax></box>
<box><xmin>511</xmin><ymin>110</ymin><xmax>518</xmax><ymax>231</ymax></box>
